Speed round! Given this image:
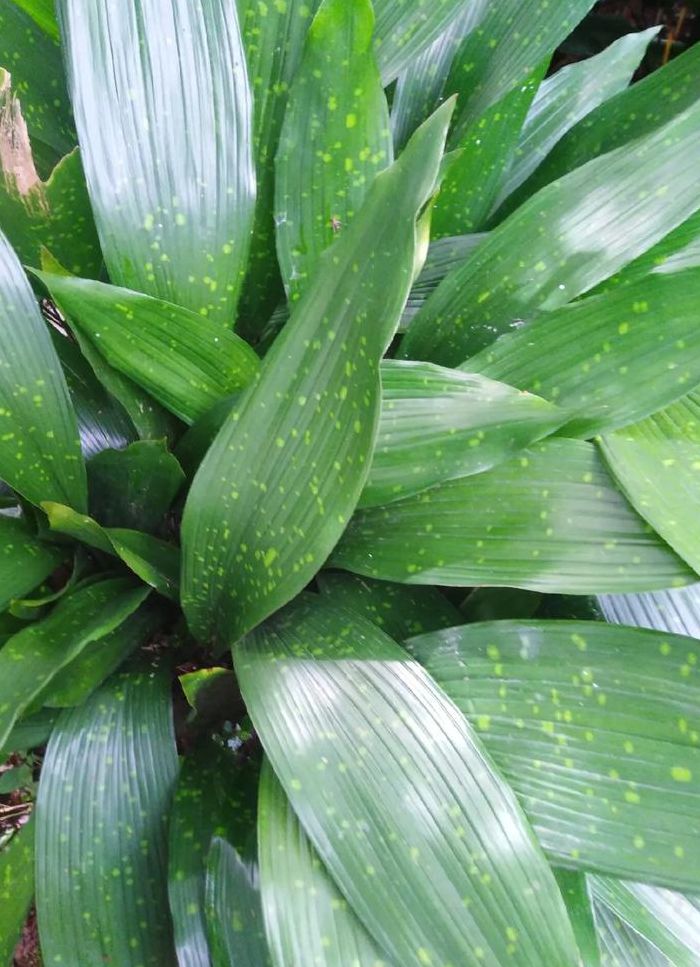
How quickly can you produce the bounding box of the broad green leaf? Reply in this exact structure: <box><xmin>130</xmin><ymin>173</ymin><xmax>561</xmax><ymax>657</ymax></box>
<box><xmin>317</xmin><ymin>569</ymin><xmax>462</xmax><ymax>638</ymax></box>
<box><xmin>57</xmin><ymin>0</ymin><xmax>255</xmax><ymax>324</ymax></box>
<box><xmin>598</xmin><ymin>584</ymin><xmax>700</xmax><ymax>638</ymax></box>
<box><xmin>0</xmin><ymin>138</ymin><xmax>101</xmax><ymax>278</ymax></box>
<box><xmin>0</xmin><ymin>762</ymin><xmax>33</xmax><ymax>793</ymax></box>
<box><xmin>401</xmin><ymin>98</ymin><xmax>700</xmax><ymax>367</ymax></box>
<box><xmin>235</xmin><ymin>0</ymin><xmax>321</xmax><ymax>339</ymax></box>
<box><xmin>362</xmin><ymin>359</ymin><xmax>564</xmax><ymax>507</ymax></box>
<box><xmin>87</xmin><ymin>441</ymin><xmax>184</xmax><ymax>532</ymax></box>
<box><xmin>466</xmin><ymin>269</ymin><xmax>700</xmax><ymax>438</ymax></box>
<box><xmin>0</xmin><ymin>577</ymin><xmax>147</xmax><ymax>749</ymax></box>
<box><xmin>275</xmin><ymin>0</ymin><xmax>392</xmax><ymax>301</ymax></box>
<box><xmin>11</xmin><ymin>0</ymin><xmax>59</xmax><ymax>39</ymax></box>
<box><xmin>514</xmin><ymin>42</ymin><xmax>700</xmax><ymax>207</ymax></box>
<box><xmin>444</xmin><ymin>0</ymin><xmax>595</xmax><ymax>142</ymax></box>
<box><xmin>168</xmin><ymin>740</ymin><xmax>259</xmax><ymax>967</ymax></box>
<box><xmin>372</xmin><ymin>0</ymin><xmax>477</xmax><ymax>84</ymax></box>
<box><xmin>0</xmin><ymin>229</ymin><xmax>86</xmax><ymax>509</ymax></box>
<box><xmin>0</xmin><ymin>2</ymin><xmax>74</xmax><ymax>174</ymax></box>
<box><xmin>174</xmin><ymin>394</ymin><xmax>240</xmax><ymax>479</ymax></box>
<box><xmin>401</xmin><ymin>233</ymin><xmax>485</xmax><ymax>328</ymax></box>
<box><xmin>34</xmin><ymin>273</ymin><xmax>260</xmax><ymax>424</ymax></box>
<box><xmin>0</xmin><ymin>817</ymin><xmax>34</xmax><ymax>965</ymax></box>
<box><xmin>554</xmin><ymin>870</ymin><xmax>601</xmax><ymax>967</ymax></box>
<box><xmin>36</xmin><ymin>669</ymin><xmax>178</xmax><ymax>965</ymax></box>
<box><xmin>205</xmin><ymin>835</ymin><xmax>271</xmax><ymax>967</ymax></box>
<box><xmin>0</xmin><ymin>708</ymin><xmax>58</xmax><ymax>757</ymax></box>
<box><xmin>600</xmin><ymin>391</ymin><xmax>700</xmax><ymax>574</ymax></box>
<box><xmin>0</xmin><ymin>514</ymin><xmax>63</xmax><ymax>612</ymax></box>
<box><xmin>593</xmin><ymin>901</ymin><xmax>669</xmax><ymax>967</ymax></box>
<box><xmin>235</xmin><ymin>595</ymin><xmax>580</xmax><ymax>967</ymax></box>
<box><xmin>182</xmin><ymin>101</ymin><xmax>454</xmax><ymax>646</ymax></box>
<box><xmin>42</xmin><ymin>501</ymin><xmax>180</xmax><ymax>599</ymax></box>
<box><xmin>591</xmin><ymin>878</ymin><xmax>700</xmax><ymax>966</ymax></box>
<box><xmin>258</xmin><ymin>760</ymin><xmax>388</xmax><ymax>967</ymax></box>
<box><xmin>41</xmin><ymin>598</ymin><xmax>161</xmax><ymax>708</ymax></box>
<box><xmin>432</xmin><ymin>65</ymin><xmax>545</xmax><ymax>237</ymax></box>
<box><xmin>52</xmin><ymin>332</ymin><xmax>137</xmax><ymax>458</ymax></box>
<box><xmin>461</xmin><ymin>587</ymin><xmax>542</xmax><ymax>623</ymax></box>
<box><xmin>411</xmin><ymin>619</ymin><xmax>700</xmax><ymax>890</ymax></box>
<box><xmin>390</xmin><ymin>4</ymin><xmax>485</xmax><ymax>151</ymax></box>
<box><xmin>333</xmin><ymin>438</ymin><xmax>693</xmax><ymax>594</ymax></box>
<box><xmin>494</xmin><ymin>28</ymin><xmax>659</xmax><ymax>212</ymax></box>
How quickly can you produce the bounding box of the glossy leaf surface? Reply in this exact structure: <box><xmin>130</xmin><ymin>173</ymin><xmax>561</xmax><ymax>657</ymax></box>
<box><xmin>35</xmin><ymin>669</ymin><xmax>178</xmax><ymax>966</ymax></box>
<box><xmin>275</xmin><ymin>0</ymin><xmax>392</xmax><ymax>301</ymax></box>
<box><xmin>57</xmin><ymin>0</ymin><xmax>255</xmax><ymax>323</ymax></box>
<box><xmin>182</xmin><ymin>102</ymin><xmax>453</xmax><ymax>646</ymax></box>
<box><xmin>334</xmin><ymin>438</ymin><xmax>693</xmax><ymax>594</ymax></box>
<box><xmin>598</xmin><ymin>584</ymin><xmax>700</xmax><ymax>639</ymax></box>
<box><xmin>236</xmin><ymin>595</ymin><xmax>580</xmax><ymax>967</ymax></box>
<box><xmin>0</xmin><ymin>818</ymin><xmax>35</xmax><ymax>965</ymax></box>
<box><xmin>554</xmin><ymin>870</ymin><xmax>601</xmax><ymax>967</ymax></box>
<box><xmin>412</xmin><ymin>619</ymin><xmax>700</xmax><ymax>890</ymax></box>
<box><xmin>0</xmin><ymin>515</ymin><xmax>63</xmax><ymax>612</ymax></box>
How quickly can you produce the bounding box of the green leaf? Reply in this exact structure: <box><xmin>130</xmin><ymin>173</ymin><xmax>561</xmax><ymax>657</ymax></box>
<box><xmin>57</xmin><ymin>0</ymin><xmax>255</xmax><ymax>324</ymax></box>
<box><xmin>0</xmin><ymin>762</ymin><xmax>34</xmax><ymax>793</ymax></box>
<box><xmin>205</xmin><ymin>834</ymin><xmax>271</xmax><ymax>967</ymax></box>
<box><xmin>52</xmin><ymin>332</ymin><xmax>137</xmax><ymax>459</ymax></box>
<box><xmin>36</xmin><ymin>669</ymin><xmax>178</xmax><ymax>965</ymax></box>
<box><xmin>235</xmin><ymin>0</ymin><xmax>321</xmax><ymax>339</ymax></box>
<box><xmin>0</xmin><ymin>229</ymin><xmax>86</xmax><ymax>509</ymax></box>
<box><xmin>0</xmin><ymin>577</ymin><xmax>147</xmax><ymax>750</ymax></box>
<box><xmin>401</xmin><ymin>233</ymin><xmax>485</xmax><ymax>328</ymax></box>
<box><xmin>317</xmin><ymin>569</ymin><xmax>462</xmax><ymax>638</ymax></box>
<box><xmin>591</xmin><ymin>878</ymin><xmax>700</xmax><ymax>966</ymax></box>
<box><xmin>411</xmin><ymin>619</ymin><xmax>700</xmax><ymax>890</ymax></box>
<box><xmin>178</xmin><ymin>667</ymin><xmax>241</xmax><ymax>731</ymax></box>
<box><xmin>0</xmin><ymin>141</ymin><xmax>101</xmax><ymax>278</ymax></box>
<box><xmin>87</xmin><ymin>441</ymin><xmax>184</xmax><ymax>532</ymax></box>
<box><xmin>0</xmin><ymin>3</ymin><xmax>74</xmax><ymax>173</ymax></box>
<box><xmin>34</xmin><ymin>273</ymin><xmax>260</xmax><ymax>424</ymax></box>
<box><xmin>362</xmin><ymin>360</ymin><xmax>564</xmax><ymax>507</ymax></box>
<box><xmin>42</xmin><ymin>501</ymin><xmax>180</xmax><ymax>599</ymax></box>
<box><xmin>275</xmin><ymin>0</ymin><xmax>392</xmax><ymax>301</ymax></box>
<box><xmin>11</xmin><ymin>0</ymin><xmax>59</xmax><ymax>39</ymax></box>
<box><xmin>0</xmin><ymin>817</ymin><xmax>35</xmax><ymax>965</ymax></box>
<box><xmin>494</xmin><ymin>27</ymin><xmax>659</xmax><ymax>212</ymax></box>
<box><xmin>466</xmin><ymin>269</ymin><xmax>700</xmax><ymax>438</ymax></box>
<box><xmin>0</xmin><ymin>708</ymin><xmax>58</xmax><ymax>757</ymax></box>
<box><xmin>461</xmin><ymin>587</ymin><xmax>542</xmax><ymax>622</ymax></box>
<box><xmin>443</xmin><ymin>0</ymin><xmax>595</xmax><ymax>142</ymax></box>
<box><xmin>554</xmin><ymin>870</ymin><xmax>601</xmax><ymax>967</ymax></box>
<box><xmin>514</xmin><ymin>41</ymin><xmax>700</xmax><ymax>207</ymax></box>
<box><xmin>167</xmin><ymin>740</ymin><xmax>260</xmax><ymax>967</ymax></box>
<box><xmin>258</xmin><ymin>759</ymin><xmax>387</xmax><ymax>967</ymax></box>
<box><xmin>0</xmin><ymin>514</ymin><xmax>63</xmax><ymax>612</ymax></box>
<box><xmin>235</xmin><ymin>594</ymin><xmax>580</xmax><ymax>967</ymax></box>
<box><xmin>182</xmin><ymin>101</ymin><xmax>454</xmax><ymax>646</ymax></box>
<box><xmin>401</xmin><ymin>98</ymin><xmax>700</xmax><ymax>367</ymax></box>
<box><xmin>333</xmin><ymin>438</ymin><xmax>693</xmax><ymax>594</ymax></box>
<box><xmin>598</xmin><ymin>584</ymin><xmax>700</xmax><ymax>638</ymax></box>
<box><xmin>600</xmin><ymin>391</ymin><xmax>700</xmax><ymax>576</ymax></box>
<box><xmin>593</xmin><ymin>900</ymin><xmax>668</xmax><ymax>967</ymax></box>
<box><xmin>432</xmin><ymin>65</ymin><xmax>545</xmax><ymax>237</ymax></box>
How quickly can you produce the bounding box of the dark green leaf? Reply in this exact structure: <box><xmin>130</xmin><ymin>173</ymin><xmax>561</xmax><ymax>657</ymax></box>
<box><xmin>174</xmin><ymin>395</ymin><xmax>239</xmax><ymax>479</ymax></box>
<box><xmin>0</xmin><ymin>2</ymin><xmax>74</xmax><ymax>173</ymax></box>
<box><xmin>317</xmin><ymin>569</ymin><xmax>462</xmax><ymax>639</ymax></box>
<box><xmin>34</xmin><ymin>273</ymin><xmax>260</xmax><ymax>424</ymax></box>
<box><xmin>87</xmin><ymin>441</ymin><xmax>184</xmax><ymax>532</ymax></box>
<box><xmin>0</xmin><ymin>762</ymin><xmax>33</xmax><ymax>793</ymax></box>
<box><xmin>333</xmin><ymin>438</ymin><xmax>693</xmax><ymax>594</ymax></box>
<box><xmin>235</xmin><ymin>0</ymin><xmax>321</xmax><ymax>339</ymax></box>
<box><xmin>402</xmin><ymin>98</ymin><xmax>700</xmax><ymax>367</ymax></box>
<box><xmin>0</xmin><ymin>817</ymin><xmax>35</xmax><ymax>965</ymax></box>
<box><xmin>412</xmin><ymin>619</ymin><xmax>700</xmax><ymax>890</ymax></box>
<box><xmin>0</xmin><ymin>577</ymin><xmax>148</xmax><ymax>748</ymax></box>
<box><xmin>258</xmin><ymin>760</ymin><xmax>387</xmax><ymax>967</ymax></box>
<box><xmin>600</xmin><ymin>391</ymin><xmax>700</xmax><ymax>574</ymax></box>
<box><xmin>362</xmin><ymin>360</ymin><xmax>564</xmax><ymax>507</ymax></box>
<box><xmin>275</xmin><ymin>0</ymin><xmax>392</xmax><ymax>301</ymax></box>
<box><xmin>35</xmin><ymin>669</ymin><xmax>178</xmax><ymax>965</ymax></box>
<box><xmin>460</xmin><ymin>587</ymin><xmax>542</xmax><ymax>623</ymax></box>
<box><xmin>179</xmin><ymin>667</ymin><xmax>242</xmax><ymax>731</ymax></box>
<box><xmin>466</xmin><ymin>269</ymin><xmax>700</xmax><ymax>438</ymax></box>
<box><xmin>0</xmin><ymin>229</ymin><xmax>86</xmax><ymax>509</ymax></box>
<box><xmin>52</xmin><ymin>331</ymin><xmax>137</xmax><ymax>458</ymax></box>
<box><xmin>42</xmin><ymin>501</ymin><xmax>180</xmax><ymax>599</ymax></box>
<box><xmin>0</xmin><ymin>708</ymin><xmax>58</xmax><ymax>756</ymax></box>
<box><xmin>182</xmin><ymin>101</ymin><xmax>453</xmax><ymax>646</ymax></box>
<box><xmin>57</xmin><ymin>0</ymin><xmax>255</xmax><ymax>324</ymax></box>
<box><xmin>554</xmin><ymin>870</ymin><xmax>601</xmax><ymax>967</ymax></box>
<box><xmin>235</xmin><ymin>594</ymin><xmax>580</xmax><ymax>967</ymax></box>
<box><xmin>494</xmin><ymin>28</ymin><xmax>659</xmax><ymax>213</ymax></box>
<box><xmin>0</xmin><ymin>514</ymin><xmax>63</xmax><ymax>612</ymax></box>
